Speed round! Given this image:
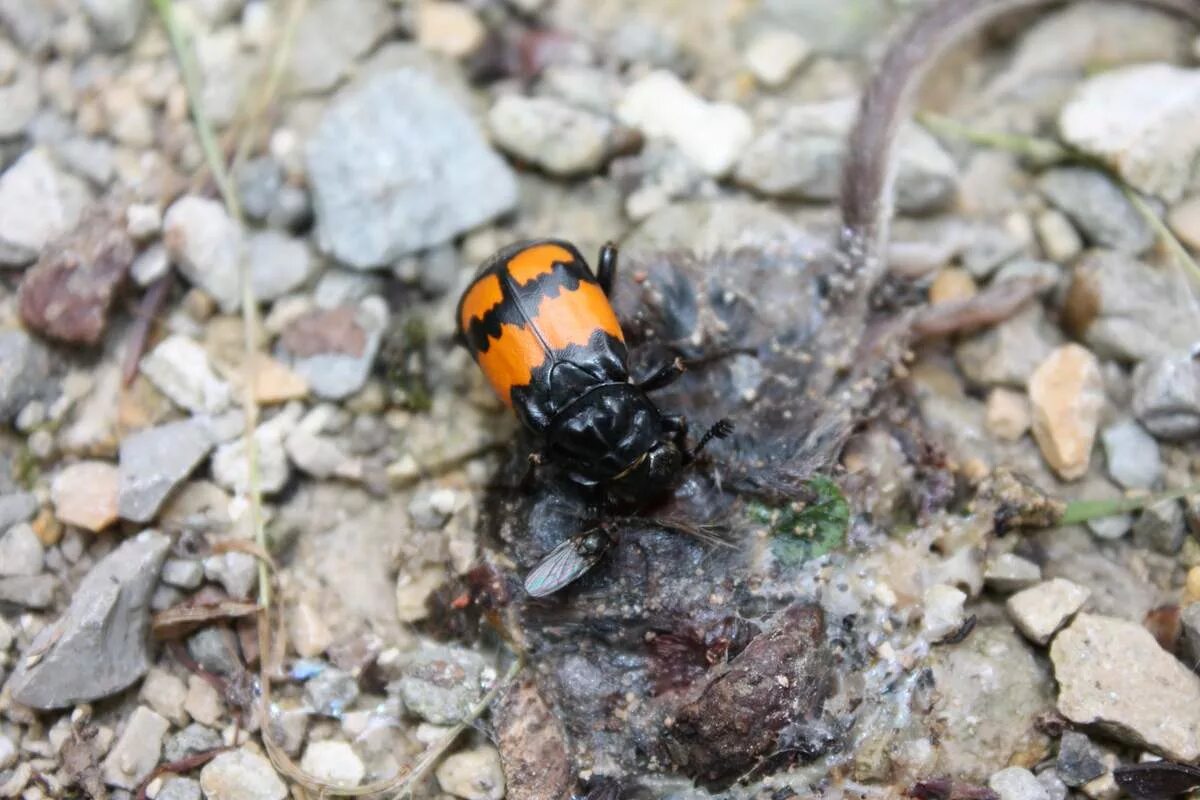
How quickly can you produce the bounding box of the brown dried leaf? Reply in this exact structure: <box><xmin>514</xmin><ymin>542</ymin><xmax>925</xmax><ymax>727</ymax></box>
<box><xmin>152</xmin><ymin>599</ymin><xmax>260</xmax><ymax>640</ymax></box>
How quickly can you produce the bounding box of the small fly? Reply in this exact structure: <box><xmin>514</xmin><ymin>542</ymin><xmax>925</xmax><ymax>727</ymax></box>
<box><xmin>523</xmin><ymin>528</ymin><xmax>611</xmax><ymax>597</ymax></box>
<box><xmin>523</xmin><ymin>514</ymin><xmax>733</xmax><ymax>598</ymax></box>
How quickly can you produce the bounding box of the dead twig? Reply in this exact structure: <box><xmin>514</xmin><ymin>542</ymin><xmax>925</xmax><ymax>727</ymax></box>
<box><xmin>122</xmin><ymin>273</ymin><xmax>173</xmax><ymax>386</ymax></box>
<box><xmin>911</xmin><ymin>276</ymin><xmax>1046</xmax><ymax>339</ymax></box>
<box><xmin>134</xmin><ymin>747</ymin><xmax>233</xmax><ymax>800</ymax></box>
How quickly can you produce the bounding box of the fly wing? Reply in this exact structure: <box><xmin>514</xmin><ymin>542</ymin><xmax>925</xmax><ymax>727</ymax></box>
<box><xmin>523</xmin><ymin>535</ymin><xmax>605</xmax><ymax>598</ymax></box>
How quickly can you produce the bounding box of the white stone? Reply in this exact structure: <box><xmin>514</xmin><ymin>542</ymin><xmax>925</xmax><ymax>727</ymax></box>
<box><xmin>922</xmin><ymin>583</ymin><xmax>967</xmax><ymax>640</ymax></box>
<box><xmin>0</xmin><ymin>149</ymin><xmax>90</xmax><ymax>266</ymax></box>
<box><xmin>744</xmin><ymin>30</ymin><xmax>811</xmax><ymax>87</ymax></box>
<box><xmin>131</xmin><ymin>243</ymin><xmax>170</xmax><ymax>286</ymax></box>
<box><xmin>1060</xmin><ymin>64</ymin><xmax>1200</xmax><ymax>202</ymax></box>
<box><xmin>140</xmin><ymin>335</ymin><xmax>232</xmax><ymax>414</ymax></box>
<box><xmin>288</xmin><ymin>600</ymin><xmax>333</xmax><ymax>658</ymax></box>
<box><xmin>163</xmin><ymin>195</ymin><xmax>244</xmax><ymax>312</ymax></box>
<box><xmin>1053</xmin><ymin>614</ymin><xmax>1200</xmax><ymax>761</ymax></box>
<box><xmin>102</xmin><ymin>706</ymin><xmax>169</xmax><ymax>790</ymax></box>
<box><xmin>127</xmin><ymin>203</ymin><xmax>162</xmax><ymax>240</ymax></box>
<box><xmin>299</xmin><ymin>740</ymin><xmax>365</xmax><ymax>788</ymax></box>
<box><xmin>989</xmin><ymin>767</ymin><xmax>1050</xmax><ymax>800</ymax></box>
<box><xmin>0</xmin><ymin>735</ymin><xmax>15</xmax><ymax>769</ymax></box>
<box><xmin>140</xmin><ymin>668</ymin><xmax>189</xmax><ymax>726</ymax></box>
<box><xmin>184</xmin><ymin>675</ymin><xmax>225</xmax><ymax>728</ymax></box>
<box><xmin>436</xmin><ymin>745</ymin><xmax>505</xmax><ymax>800</ymax></box>
<box><xmin>1100</xmin><ymin>419</ymin><xmax>1162</xmax><ymax>490</ymax></box>
<box><xmin>488</xmin><ymin>95</ymin><xmax>613</xmax><ymax>176</ymax></box>
<box><xmin>0</xmin><ymin>523</ymin><xmax>43</xmax><ymax>576</ymax></box>
<box><xmin>211</xmin><ymin>404</ymin><xmax>302</xmax><ymax>495</ymax></box>
<box><xmin>415</xmin><ymin>1</ymin><xmax>485</xmax><ymax>58</ymax></box>
<box><xmin>395</xmin><ymin>565</ymin><xmax>447</xmax><ymax>623</ymax></box>
<box><xmin>986</xmin><ymin>388</ymin><xmax>1031</xmax><ymax>442</ymax></box>
<box><xmin>1006</xmin><ymin>578</ymin><xmax>1090</xmax><ymax>645</ymax></box>
<box><xmin>983</xmin><ymin>553</ymin><xmax>1042</xmax><ymax>593</ymax></box>
<box><xmin>618</xmin><ymin>70</ymin><xmax>752</xmax><ymax>177</ymax></box>
<box><xmin>199</xmin><ymin>749</ymin><xmax>286</xmax><ymax>800</ymax></box>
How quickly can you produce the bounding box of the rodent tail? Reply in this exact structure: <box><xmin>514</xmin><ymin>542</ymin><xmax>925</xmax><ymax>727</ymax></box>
<box><xmin>838</xmin><ymin>0</ymin><xmax>1200</xmax><ymax>294</ymax></box>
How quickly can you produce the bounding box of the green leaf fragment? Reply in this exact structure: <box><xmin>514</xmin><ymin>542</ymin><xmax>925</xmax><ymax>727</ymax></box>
<box><xmin>750</xmin><ymin>476</ymin><xmax>850</xmax><ymax>567</ymax></box>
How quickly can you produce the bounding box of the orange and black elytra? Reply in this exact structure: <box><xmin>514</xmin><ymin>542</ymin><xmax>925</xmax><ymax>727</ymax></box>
<box><xmin>455</xmin><ymin>238</ymin><xmax>733</xmax><ymax>596</ymax></box>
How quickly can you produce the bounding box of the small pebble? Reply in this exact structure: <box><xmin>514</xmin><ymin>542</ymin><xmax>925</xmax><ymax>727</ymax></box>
<box><xmin>1028</xmin><ymin>344</ymin><xmax>1104</xmax><ymax>481</ymax></box>
<box><xmin>1007</xmin><ymin>578</ymin><xmax>1090</xmax><ymax>645</ymax></box>
<box><xmin>618</xmin><ymin>70</ymin><xmax>752</xmax><ymax>177</ymax></box>
<box><xmin>101</xmin><ymin>706</ymin><xmax>169</xmax><ymax>790</ymax></box>
<box><xmin>164</xmin><ymin>724</ymin><xmax>223</xmax><ymax>764</ymax></box>
<box><xmin>299</xmin><ymin>740</ymin><xmax>365</xmax><ymax>788</ymax></box>
<box><xmin>163</xmin><ymin>195</ymin><xmax>244</xmax><ymax>312</ymax></box>
<box><xmin>436</xmin><ymin>745</ymin><xmax>506</xmax><ymax>800</ymax></box>
<box><xmin>161</xmin><ymin>558</ymin><xmax>204</xmax><ymax>590</ymax></box>
<box><xmin>989</xmin><ymin>766</ymin><xmax>1050</xmax><ymax>800</ymax></box>
<box><xmin>51</xmin><ymin>461</ymin><xmax>119</xmax><ymax>532</ymax></box>
<box><xmin>139</xmin><ymin>668</ymin><xmax>189</xmax><ymax>726</ymax></box>
<box><xmin>157</xmin><ymin>777</ymin><xmax>201</xmax><ymax>800</ymax></box>
<box><xmin>985</xmin><ymin>388</ymin><xmax>1031</xmax><ymax>441</ymax></box>
<box><xmin>1179</xmin><ymin>603</ymin><xmax>1200</xmax><ymax>669</ymax></box>
<box><xmin>1132</xmin><ymin>352</ymin><xmax>1200</xmax><ymax>440</ymax></box>
<box><xmin>1101</xmin><ymin>419</ymin><xmax>1161</xmax><ymax>490</ymax></box>
<box><xmin>0</xmin><ymin>734</ymin><xmax>15</xmax><ymax>769</ymax></box>
<box><xmin>1057</xmin><ymin>731</ymin><xmax>1107</xmax><ymax>787</ymax></box>
<box><xmin>1035</xmin><ymin>208</ymin><xmax>1082</xmax><ymax>263</ymax></box>
<box><xmin>199</xmin><ymin>749</ymin><xmax>287</xmax><ymax>800</ymax></box>
<box><xmin>288</xmin><ymin>600</ymin><xmax>333</xmax><ymax>658</ymax></box>
<box><xmin>1052</xmin><ymin>613</ymin><xmax>1200</xmax><ymax>762</ymax></box>
<box><xmin>744</xmin><ymin>30</ymin><xmax>811</xmax><ymax>87</ymax></box>
<box><xmin>184</xmin><ymin>674</ymin><xmax>224</xmax><ymax>727</ymax></box>
<box><xmin>203</xmin><ymin>551</ymin><xmax>258</xmax><ymax>599</ymax></box>
<box><xmin>415</xmin><ymin>0</ymin><xmax>486</xmax><ymax>58</ymax></box>
<box><xmin>928</xmin><ymin>267</ymin><xmax>977</xmax><ymax>305</ymax></box>
<box><xmin>1167</xmin><ymin>195</ymin><xmax>1200</xmax><ymax>252</ymax></box>
<box><xmin>140</xmin><ymin>335</ymin><xmax>232</xmax><ymax>414</ymax></box>
<box><xmin>126</xmin><ymin>202</ymin><xmax>161</xmax><ymax>240</ymax></box>
<box><xmin>1132</xmin><ymin>499</ymin><xmax>1186</xmax><ymax>555</ymax></box>
<box><xmin>304</xmin><ymin>667</ymin><xmax>360</xmax><ymax>717</ymax></box>
<box><xmin>131</xmin><ymin>243</ymin><xmax>170</xmax><ymax>286</ymax></box>
<box><xmin>0</xmin><ymin>523</ymin><xmax>44</xmax><ymax>576</ymax></box>
<box><xmin>922</xmin><ymin>583</ymin><xmax>967</xmax><ymax>640</ymax></box>
<box><xmin>983</xmin><ymin>553</ymin><xmax>1042</xmax><ymax>593</ymax></box>
<box><xmin>395</xmin><ymin>565</ymin><xmax>447</xmax><ymax>623</ymax></box>
<box><xmin>488</xmin><ymin>94</ymin><xmax>614</xmax><ymax>177</ymax></box>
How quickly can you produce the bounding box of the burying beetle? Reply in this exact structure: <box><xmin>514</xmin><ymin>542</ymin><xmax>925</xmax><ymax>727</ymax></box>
<box><xmin>456</xmin><ymin>239</ymin><xmax>733</xmax><ymax>596</ymax></box>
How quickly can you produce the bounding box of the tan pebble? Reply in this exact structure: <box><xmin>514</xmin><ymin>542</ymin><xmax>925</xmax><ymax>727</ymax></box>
<box><xmin>1185</xmin><ymin>566</ymin><xmax>1200</xmax><ymax>604</ymax></box>
<box><xmin>962</xmin><ymin>458</ymin><xmax>991</xmax><ymax>483</ymax></box>
<box><xmin>395</xmin><ymin>565</ymin><xmax>448</xmax><ymax>623</ymax></box>
<box><xmin>928</xmin><ymin>268</ymin><xmax>977</xmax><ymax>305</ymax></box>
<box><xmin>50</xmin><ymin>461</ymin><xmax>119</xmax><ymax>532</ymax></box>
<box><xmin>415</xmin><ymin>1</ymin><xmax>485</xmax><ymax>59</ymax></box>
<box><xmin>1168</xmin><ymin>195</ymin><xmax>1200</xmax><ymax>252</ymax></box>
<box><xmin>1028</xmin><ymin>344</ymin><xmax>1104</xmax><ymax>481</ymax></box>
<box><xmin>182</xmin><ymin>288</ymin><xmax>217</xmax><ymax>322</ymax></box>
<box><xmin>986</xmin><ymin>388</ymin><xmax>1031</xmax><ymax>441</ymax></box>
<box><xmin>252</xmin><ymin>356</ymin><xmax>308</xmax><ymax>405</ymax></box>
<box><xmin>31</xmin><ymin>507</ymin><xmax>62</xmax><ymax>547</ymax></box>
<box><xmin>1036</xmin><ymin>208</ymin><xmax>1083</xmax><ymax>263</ymax></box>
<box><xmin>288</xmin><ymin>600</ymin><xmax>332</xmax><ymax>658</ymax></box>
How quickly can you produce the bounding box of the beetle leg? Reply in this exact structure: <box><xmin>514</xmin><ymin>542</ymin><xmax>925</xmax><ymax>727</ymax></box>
<box><xmin>661</xmin><ymin>413</ymin><xmax>686</xmax><ymax>434</ymax></box>
<box><xmin>685</xmin><ymin>418</ymin><xmax>734</xmax><ymax>462</ymax></box>
<box><xmin>637</xmin><ymin>357</ymin><xmax>686</xmax><ymax>392</ymax></box>
<box><xmin>596</xmin><ymin>241</ymin><xmax>618</xmax><ymax>296</ymax></box>
<box><xmin>519</xmin><ymin>450</ymin><xmax>545</xmax><ymax>492</ymax></box>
